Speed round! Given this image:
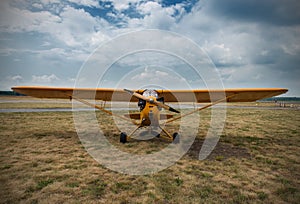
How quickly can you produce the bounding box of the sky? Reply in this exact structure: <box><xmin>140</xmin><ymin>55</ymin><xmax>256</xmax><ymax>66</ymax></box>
<box><xmin>0</xmin><ymin>0</ymin><xmax>299</xmax><ymax>96</ymax></box>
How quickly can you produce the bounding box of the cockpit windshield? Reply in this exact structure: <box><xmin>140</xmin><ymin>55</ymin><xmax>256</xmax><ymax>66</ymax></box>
<box><xmin>142</xmin><ymin>89</ymin><xmax>158</xmax><ymax>98</ymax></box>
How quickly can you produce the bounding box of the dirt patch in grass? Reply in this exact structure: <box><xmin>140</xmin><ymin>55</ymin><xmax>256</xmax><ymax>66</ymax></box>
<box><xmin>187</xmin><ymin>138</ymin><xmax>251</xmax><ymax>161</ymax></box>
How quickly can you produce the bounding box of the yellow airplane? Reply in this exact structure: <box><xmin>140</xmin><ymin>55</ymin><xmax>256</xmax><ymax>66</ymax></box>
<box><xmin>12</xmin><ymin>86</ymin><xmax>287</xmax><ymax>143</ymax></box>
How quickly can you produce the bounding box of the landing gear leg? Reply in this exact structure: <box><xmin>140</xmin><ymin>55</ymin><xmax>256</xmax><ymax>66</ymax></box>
<box><xmin>158</xmin><ymin>126</ymin><xmax>175</xmax><ymax>142</ymax></box>
<box><xmin>120</xmin><ymin>125</ymin><xmax>141</xmax><ymax>144</ymax></box>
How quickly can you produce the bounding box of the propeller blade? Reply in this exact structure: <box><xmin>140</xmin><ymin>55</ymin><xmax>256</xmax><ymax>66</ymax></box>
<box><xmin>124</xmin><ymin>89</ymin><xmax>148</xmax><ymax>101</ymax></box>
<box><xmin>169</xmin><ymin>106</ymin><xmax>180</xmax><ymax>113</ymax></box>
<box><xmin>154</xmin><ymin>101</ymin><xmax>180</xmax><ymax>113</ymax></box>
<box><xmin>124</xmin><ymin>89</ymin><xmax>180</xmax><ymax>113</ymax></box>
<box><xmin>124</xmin><ymin>88</ymin><xmax>134</xmax><ymax>94</ymax></box>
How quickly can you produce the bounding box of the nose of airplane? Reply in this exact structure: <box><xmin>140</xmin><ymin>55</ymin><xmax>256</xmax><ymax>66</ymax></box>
<box><xmin>149</xmin><ymin>98</ymin><xmax>154</xmax><ymax>104</ymax></box>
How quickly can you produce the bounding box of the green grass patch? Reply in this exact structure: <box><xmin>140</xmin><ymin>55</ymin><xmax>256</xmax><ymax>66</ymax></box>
<box><xmin>193</xmin><ymin>185</ymin><xmax>215</xmax><ymax>199</ymax></box>
<box><xmin>275</xmin><ymin>186</ymin><xmax>299</xmax><ymax>203</ymax></box>
<box><xmin>0</xmin><ymin>164</ymin><xmax>12</xmax><ymax>170</ymax></box>
<box><xmin>112</xmin><ymin>182</ymin><xmax>132</xmax><ymax>193</ymax></box>
<box><xmin>257</xmin><ymin>191</ymin><xmax>268</xmax><ymax>201</ymax></box>
<box><xmin>83</xmin><ymin>178</ymin><xmax>107</xmax><ymax>198</ymax></box>
<box><xmin>66</xmin><ymin>181</ymin><xmax>80</xmax><ymax>188</ymax></box>
<box><xmin>36</xmin><ymin>179</ymin><xmax>55</xmax><ymax>190</ymax></box>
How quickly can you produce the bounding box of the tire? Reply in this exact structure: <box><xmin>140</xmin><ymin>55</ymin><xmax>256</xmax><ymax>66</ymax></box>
<box><xmin>172</xmin><ymin>132</ymin><xmax>180</xmax><ymax>144</ymax></box>
<box><xmin>120</xmin><ymin>132</ymin><xmax>127</xmax><ymax>144</ymax></box>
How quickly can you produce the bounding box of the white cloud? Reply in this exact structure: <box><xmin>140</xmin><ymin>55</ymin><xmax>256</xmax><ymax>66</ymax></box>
<box><xmin>281</xmin><ymin>43</ymin><xmax>300</xmax><ymax>56</ymax></box>
<box><xmin>0</xmin><ymin>1</ymin><xmax>62</xmax><ymax>33</ymax></box>
<box><xmin>0</xmin><ymin>1</ymin><xmax>110</xmax><ymax>50</ymax></box>
<box><xmin>40</xmin><ymin>0</ymin><xmax>60</xmax><ymax>5</ymax></box>
<box><xmin>32</xmin><ymin>3</ymin><xmax>43</xmax><ymax>9</ymax></box>
<box><xmin>138</xmin><ymin>1</ymin><xmax>161</xmax><ymax>15</ymax></box>
<box><xmin>133</xmin><ymin>1</ymin><xmax>176</xmax><ymax>29</ymax></box>
<box><xmin>128</xmin><ymin>67</ymin><xmax>188</xmax><ymax>89</ymax></box>
<box><xmin>41</xmin><ymin>41</ymin><xmax>51</xmax><ymax>47</ymax></box>
<box><xmin>10</xmin><ymin>75</ymin><xmax>23</xmax><ymax>81</ymax></box>
<box><xmin>67</xmin><ymin>0</ymin><xmax>100</xmax><ymax>8</ymax></box>
<box><xmin>203</xmin><ymin>41</ymin><xmax>247</xmax><ymax>67</ymax></box>
<box><xmin>0</xmin><ymin>75</ymin><xmax>24</xmax><ymax>90</ymax></box>
<box><xmin>114</xmin><ymin>2</ymin><xmax>129</xmax><ymax>11</ymax></box>
<box><xmin>32</xmin><ymin>74</ymin><xmax>59</xmax><ymax>83</ymax></box>
<box><xmin>110</xmin><ymin>0</ymin><xmax>140</xmax><ymax>11</ymax></box>
<box><xmin>49</xmin><ymin>6</ymin><xmax>109</xmax><ymax>48</ymax></box>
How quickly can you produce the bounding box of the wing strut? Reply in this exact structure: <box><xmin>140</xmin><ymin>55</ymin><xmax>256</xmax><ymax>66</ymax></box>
<box><xmin>165</xmin><ymin>94</ymin><xmax>237</xmax><ymax>124</ymax></box>
<box><xmin>68</xmin><ymin>94</ymin><xmax>139</xmax><ymax>125</ymax></box>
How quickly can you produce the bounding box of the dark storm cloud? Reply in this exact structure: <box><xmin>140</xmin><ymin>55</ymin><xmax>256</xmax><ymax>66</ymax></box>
<box><xmin>207</xmin><ymin>0</ymin><xmax>300</xmax><ymax>26</ymax></box>
<box><xmin>179</xmin><ymin>0</ymin><xmax>300</xmax><ymax>95</ymax></box>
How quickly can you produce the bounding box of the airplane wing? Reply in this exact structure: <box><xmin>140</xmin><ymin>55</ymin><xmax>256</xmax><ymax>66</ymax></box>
<box><xmin>157</xmin><ymin>88</ymin><xmax>288</xmax><ymax>103</ymax></box>
<box><xmin>11</xmin><ymin>86</ymin><xmax>142</xmax><ymax>102</ymax></box>
<box><xmin>11</xmin><ymin>86</ymin><xmax>287</xmax><ymax>103</ymax></box>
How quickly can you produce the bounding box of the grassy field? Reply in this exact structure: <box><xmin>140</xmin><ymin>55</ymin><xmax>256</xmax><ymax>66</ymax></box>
<box><xmin>0</xmin><ymin>97</ymin><xmax>299</xmax><ymax>203</ymax></box>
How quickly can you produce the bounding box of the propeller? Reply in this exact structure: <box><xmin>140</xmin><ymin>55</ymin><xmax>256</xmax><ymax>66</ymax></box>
<box><xmin>124</xmin><ymin>89</ymin><xmax>180</xmax><ymax>113</ymax></box>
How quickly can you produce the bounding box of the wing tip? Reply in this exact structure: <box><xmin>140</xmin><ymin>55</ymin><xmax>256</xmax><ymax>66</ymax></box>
<box><xmin>282</xmin><ymin>88</ymin><xmax>289</xmax><ymax>93</ymax></box>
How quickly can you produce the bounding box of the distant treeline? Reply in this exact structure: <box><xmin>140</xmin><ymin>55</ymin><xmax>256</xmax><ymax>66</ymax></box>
<box><xmin>0</xmin><ymin>91</ymin><xmax>26</xmax><ymax>96</ymax></box>
<box><xmin>259</xmin><ymin>97</ymin><xmax>300</xmax><ymax>102</ymax></box>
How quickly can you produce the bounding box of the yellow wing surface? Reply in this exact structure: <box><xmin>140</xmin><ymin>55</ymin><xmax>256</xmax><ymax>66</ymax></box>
<box><xmin>11</xmin><ymin>86</ymin><xmax>288</xmax><ymax>103</ymax></box>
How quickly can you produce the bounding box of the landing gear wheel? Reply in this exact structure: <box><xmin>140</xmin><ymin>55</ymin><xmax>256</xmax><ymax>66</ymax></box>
<box><xmin>120</xmin><ymin>132</ymin><xmax>127</xmax><ymax>144</ymax></box>
<box><xmin>172</xmin><ymin>132</ymin><xmax>180</xmax><ymax>144</ymax></box>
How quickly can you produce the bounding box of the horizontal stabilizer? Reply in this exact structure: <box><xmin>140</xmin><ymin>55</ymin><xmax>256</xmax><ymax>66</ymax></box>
<box><xmin>123</xmin><ymin>113</ymin><xmax>173</xmax><ymax>120</ymax></box>
<box><xmin>124</xmin><ymin>113</ymin><xmax>140</xmax><ymax>120</ymax></box>
<box><xmin>160</xmin><ymin>114</ymin><xmax>174</xmax><ymax>120</ymax></box>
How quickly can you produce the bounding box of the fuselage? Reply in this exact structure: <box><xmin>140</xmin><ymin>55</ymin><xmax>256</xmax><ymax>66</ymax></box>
<box><xmin>139</xmin><ymin>89</ymin><xmax>160</xmax><ymax>127</ymax></box>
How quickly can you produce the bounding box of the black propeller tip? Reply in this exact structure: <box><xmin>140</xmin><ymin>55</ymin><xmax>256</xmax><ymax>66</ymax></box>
<box><xmin>169</xmin><ymin>107</ymin><xmax>180</xmax><ymax>113</ymax></box>
<box><xmin>124</xmin><ymin>89</ymin><xmax>134</xmax><ymax>94</ymax></box>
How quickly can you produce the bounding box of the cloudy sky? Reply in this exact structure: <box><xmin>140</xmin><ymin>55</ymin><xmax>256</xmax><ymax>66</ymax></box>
<box><xmin>0</xmin><ymin>0</ymin><xmax>299</xmax><ymax>96</ymax></box>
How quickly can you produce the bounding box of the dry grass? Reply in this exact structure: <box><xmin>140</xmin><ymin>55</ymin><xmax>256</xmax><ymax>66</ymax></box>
<box><xmin>0</xmin><ymin>97</ymin><xmax>299</xmax><ymax>203</ymax></box>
